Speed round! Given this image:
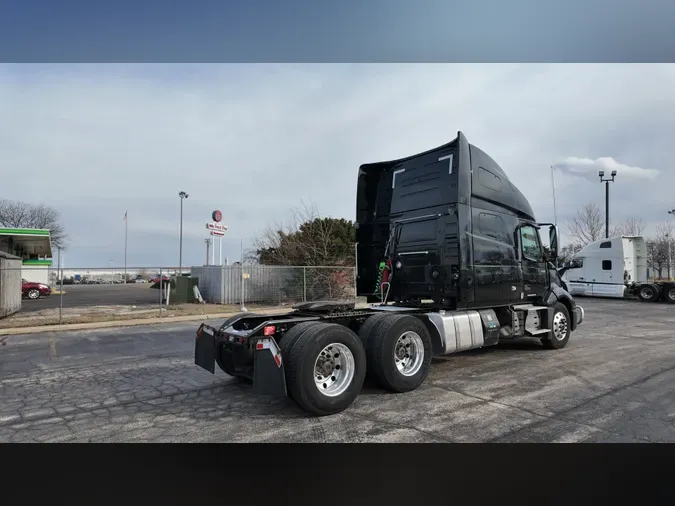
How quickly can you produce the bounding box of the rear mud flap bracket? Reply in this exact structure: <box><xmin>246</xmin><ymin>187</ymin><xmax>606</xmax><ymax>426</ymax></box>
<box><xmin>253</xmin><ymin>338</ymin><xmax>288</xmax><ymax>398</ymax></box>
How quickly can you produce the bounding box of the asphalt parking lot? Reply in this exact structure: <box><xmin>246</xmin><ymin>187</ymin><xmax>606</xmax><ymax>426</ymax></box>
<box><xmin>22</xmin><ymin>283</ymin><xmax>160</xmax><ymax>312</ymax></box>
<box><xmin>0</xmin><ymin>297</ymin><xmax>673</xmax><ymax>443</ymax></box>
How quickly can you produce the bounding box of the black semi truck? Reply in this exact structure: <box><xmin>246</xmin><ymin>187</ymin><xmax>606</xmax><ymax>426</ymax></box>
<box><xmin>194</xmin><ymin>131</ymin><xmax>586</xmax><ymax>416</ymax></box>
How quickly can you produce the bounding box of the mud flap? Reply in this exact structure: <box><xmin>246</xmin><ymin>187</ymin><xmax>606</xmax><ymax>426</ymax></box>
<box><xmin>194</xmin><ymin>324</ymin><xmax>216</xmax><ymax>374</ymax></box>
<box><xmin>253</xmin><ymin>338</ymin><xmax>288</xmax><ymax>398</ymax></box>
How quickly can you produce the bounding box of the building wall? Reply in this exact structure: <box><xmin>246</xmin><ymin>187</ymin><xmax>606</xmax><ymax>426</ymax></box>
<box><xmin>0</xmin><ymin>254</ymin><xmax>22</xmax><ymax>318</ymax></box>
<box><xmin>22</xmin><ymin>264</ymin><xmax>50</xmax><ymax>285</ymax></box>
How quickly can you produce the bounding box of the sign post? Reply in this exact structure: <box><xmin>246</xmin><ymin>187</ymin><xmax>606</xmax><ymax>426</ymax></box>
<box><xmin>206</xmin><ymin>210</ymin><xmax>227</xmax><ymax>266</ymax></box>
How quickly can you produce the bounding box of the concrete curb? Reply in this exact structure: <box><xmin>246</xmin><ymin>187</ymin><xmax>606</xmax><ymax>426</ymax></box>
<box><xmin>0</xmin><ymin>307</ymin><xmax>293</xmax><ymax>336</ymax></box>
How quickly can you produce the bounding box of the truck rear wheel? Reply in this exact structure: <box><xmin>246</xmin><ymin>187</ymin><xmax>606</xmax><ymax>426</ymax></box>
<box><xmin>541</xmin><ymin>302</ymin><xmax>570</xmax><ymax>350</ymax></box>
<box><xmin>366</xmin><ymin>314</ymin><xmax>432</xmax><ymax>393</ymax></box>
<box><xmin>284</xmin><ymin>323</ymin><xmax>366</xmax><ymax>416</ymax></box>
<box><xmin>637</xmin><ymin>284</ymin><xmax>660</xmax><ymax>302</ymax></box>
<box><xmin>665</xmin><ymin>286</ymin><xmax>675</xmax><ymax>304</ymax></box>
<box><xmin>357</xmin><ymin>312</ymin><xmax>390</xmax><ymax>346</ymax></box>
<box><xmin>279</xmin><ymin>321</ymin><xmax>322</xmax><ymax>356</ymax></box>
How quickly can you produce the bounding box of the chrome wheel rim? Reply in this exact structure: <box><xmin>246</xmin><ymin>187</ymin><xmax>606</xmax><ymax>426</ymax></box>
<box><xmin>552</xmin><ymin>311</ymin><xmax>568</xmax><ymax>340</ymax></box>
<box><xmin>313</xmin><ymin>343</ymin><xmax>355</xmax><ymax>397</ymax></box>
<box><xmin>668</xmin><ymin>289</ymin><xmax>675</xmax><ymax>301</ymax></box>
<box><xmin>28</xmin><ymin>289</ymin><xmax>39</xmax><ymax>299</ymax></box>
<box><xmin>394</xmin><ymin>331</ymin><xmax>424</xmax><ymax>377</ymax></box>
<box><xmin>640</xmin><ymin>287</ymin><xmax>653</xmax><ymax>299</ymax></box>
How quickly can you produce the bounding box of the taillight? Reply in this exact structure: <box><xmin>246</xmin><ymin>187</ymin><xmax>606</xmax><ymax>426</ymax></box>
<box><xmin>263</xmin><ymin>325</ymin><xmax>276</xmax><ymax>336</ymax></box>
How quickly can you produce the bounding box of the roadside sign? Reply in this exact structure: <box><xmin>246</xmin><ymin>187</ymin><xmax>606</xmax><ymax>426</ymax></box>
<box><xmin>210</xmin><ymin>230</ymin><xmax>225</xmax><ymax>237</ymax></box>
<box><xmin>206</xmin><ymin>222</ymin><xmax>228</xmax><ymax>232</ymax></box>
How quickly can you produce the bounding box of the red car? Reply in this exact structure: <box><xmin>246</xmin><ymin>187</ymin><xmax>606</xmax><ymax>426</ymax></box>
<box><xmin>22</xmin><ymin>279</ymin><xmax>51</xmax><ymax>299</ymax></box>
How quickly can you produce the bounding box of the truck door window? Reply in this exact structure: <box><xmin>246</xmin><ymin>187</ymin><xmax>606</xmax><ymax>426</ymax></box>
<box><xmin>519</xmin><ymin>225</ymin><xmax>542</xmax><ymax>261</ymax></box>
<box><xmin>569</xmin><ymin>258</ymin><xmax>583</xmax><ymax>269</ymax></box>
<box><xmin>602</xmin><ymin>260</ymin><xmax>612</xmax><ymax>270</ymax></box>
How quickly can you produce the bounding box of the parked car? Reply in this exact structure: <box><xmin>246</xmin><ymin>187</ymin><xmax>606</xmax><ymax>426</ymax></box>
<box><xmin>22</xmin><ymin>279</ymin><xmax>51</xmax><ymax>299</ymax></box>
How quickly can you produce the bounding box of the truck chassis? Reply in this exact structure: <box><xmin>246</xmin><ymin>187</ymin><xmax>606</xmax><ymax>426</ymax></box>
<box><xmin>628</xmin><ymin>281</ymin><xmax>675</xmax><ymax>303</ymax></box>
<box><xmin>195</xmin><ymin>300</ymin><xmax>585</xmax><ymax>416</ymax></box>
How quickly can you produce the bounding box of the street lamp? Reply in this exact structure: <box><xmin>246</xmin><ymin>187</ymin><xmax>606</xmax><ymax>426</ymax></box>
<box><xmin>598</xmin><ymin>170</ymin><xmax>617</xmax><ymax>238</ymax></box>
<box><xmin>178</xmin><ymin>191</ymin><xmax>189</xmax><ymax>274</ymax></box>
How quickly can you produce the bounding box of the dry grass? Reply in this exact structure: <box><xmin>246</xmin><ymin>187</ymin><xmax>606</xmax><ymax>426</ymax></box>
<box><xmin>0</xmin><ymin>303</ymin><xmax>293</xmax><ymax>329</ymax></box>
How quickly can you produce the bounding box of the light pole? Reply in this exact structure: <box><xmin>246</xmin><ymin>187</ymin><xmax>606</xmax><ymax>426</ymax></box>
<box><xmin>668</xmin><ymin>209</ymin><xmax>675</xmax><ymax>280</ymax></box>
<box><xmin>598</xmin><ymin>170</ymin><xmax>617</xmax><ymax>238</ymax></box>
<box><xmin>550</xmin><ymin>165</ymin><xmax>559</xmax><ymax>268</ymax></box>
<box><xmin>205</xmin><ymin>237</ymin><xmax>212</xmax><ymax>266</ymax></box>
<box><xmin>178</xmin><ymin>191</ymin><xmax>189</xmax><ymax>274</ymax></box>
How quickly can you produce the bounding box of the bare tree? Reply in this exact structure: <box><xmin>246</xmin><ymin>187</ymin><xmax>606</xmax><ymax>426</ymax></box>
<box><xmin>613</xmin><ymin>216</ymin><xmax>647</xmax><ymax>237</ymax></box>
<box><xmin>647</xmin><ymin>221</ymin><xmax>674</xmax><ymax>280</ymax></box>
<box><xmin>252</xmin><ymin>201</ymin><xmax>354</xmax><ymax>267</ymax></box>
<box><xmin>567</xmin><ymin>203</ymin><xmax>605</xmax><ymax>248</ymax></box>
<box><xmin>0</xmin><ymin>199</ymin><xmax>67</xmax><ymax>249</ymax></box>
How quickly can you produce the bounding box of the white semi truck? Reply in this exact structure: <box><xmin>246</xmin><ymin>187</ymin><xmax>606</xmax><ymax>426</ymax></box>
<box><xmin>560</xmin><ymin>235</ymin><xmax>675</xmax><ymax>303</ymax></box>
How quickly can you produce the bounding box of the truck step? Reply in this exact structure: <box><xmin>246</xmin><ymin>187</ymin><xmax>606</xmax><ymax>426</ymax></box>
<box><xmin>512</xmin><ymin>304</ymin><xmax>548</xmax><ymax>311</ymax></box>
<box><xmin>526</xmin><ymin>328</ymin><xmax>551</xmax><ymax>336</ymax></box>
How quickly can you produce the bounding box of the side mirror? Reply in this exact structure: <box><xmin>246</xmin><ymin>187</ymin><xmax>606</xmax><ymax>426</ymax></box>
<box><xmin>548</xmin><ymin>225</ymin><xmax>559</xmax><ymax>260</ymax></box>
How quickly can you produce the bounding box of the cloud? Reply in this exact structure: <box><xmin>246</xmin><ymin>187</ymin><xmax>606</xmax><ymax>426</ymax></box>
<box><xmin>1</xmin><ymin>63</ymin><xmax>675</xmax><ymax>266</ymax></box>
<box><xmin>553</xmin><ymin>156</ymin><xmax>660</xmax><ymax>182</ymax></box>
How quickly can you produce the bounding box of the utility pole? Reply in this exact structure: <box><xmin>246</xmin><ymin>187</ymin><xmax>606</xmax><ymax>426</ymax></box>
<box><xmin>178</xmin><ymin>191</ymin><xmax>189</xmax><ymax>274</ymax></box>
<box><xmin>598</xmin><ymin>170</ymin><xmax>617</xmax><ymax>238</ymax></box>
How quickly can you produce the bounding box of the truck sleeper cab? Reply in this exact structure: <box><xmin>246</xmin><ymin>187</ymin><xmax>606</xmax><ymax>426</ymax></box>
<box><xmin>194</xmin><ymin>132</ymin><xmax>586</xmax><ymax>416</ymax></box>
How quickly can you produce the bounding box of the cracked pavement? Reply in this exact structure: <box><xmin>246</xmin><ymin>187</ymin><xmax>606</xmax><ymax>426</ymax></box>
<box><xmin>1</xmin><ymin>298</ymin><xmax>674</xmax><ymax>442</ymax></box>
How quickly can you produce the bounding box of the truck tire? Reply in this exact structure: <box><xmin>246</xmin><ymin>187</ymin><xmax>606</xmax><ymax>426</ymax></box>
<box><xmin>637</xmin><ymin>284</ymin><xmax>660</xmax><ymax>303</ymax></box>
<box><xmin>665</xmin><ymin>286</ymin><xmax>675</xmax><ymax>304</ymax></box>
<box><xmin>366</xmin><ymin>314</ymin><xmax>432</xmax><ymax>393</ymax></box>
<box><xmin>284</xmin><ymin>323</ymin><xmax>366</xmax><ymax>416</ymax></box>
<box><xmin>279</xmin><ymin>321</ymin><xmax>322</xmax><ymax>356</ymax></box>
<box><xmin>215</xmin><ymin>312</ymin><xmax>260</xmax><ymax>376</ymax></box>
<box><xmin>541</xmin><ymin>302</ymin><xmax>571</xmax><ymax>350</ymax></box>
<box><xmin>357</xmin><ymin>312</ymin><xmax>391</xmax><ymax>346</ymax></box>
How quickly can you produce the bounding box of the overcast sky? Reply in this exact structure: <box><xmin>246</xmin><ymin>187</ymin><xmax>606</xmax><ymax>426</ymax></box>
<box><xmin>1</xmin><ymin>63</ymin><xmax>673</xmax><ymax>267</ymax></box>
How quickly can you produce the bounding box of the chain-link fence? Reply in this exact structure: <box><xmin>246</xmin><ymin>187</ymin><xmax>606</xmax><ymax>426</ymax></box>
<box><xmin>191</xmin><ymin>265</ymin><xmax>356</xmax><ymax>305</ymax></box>
<box><xmin>0</xmin><ymin>263</ymin><xmax>356</xmax><ymax>328</ymax></box>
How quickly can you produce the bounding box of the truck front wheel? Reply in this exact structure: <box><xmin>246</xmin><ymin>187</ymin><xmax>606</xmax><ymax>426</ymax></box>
<box><xmin>284</xmin><ymin>323</ymin><xmax>366</xmax><ymax>416</ymax></box>
<box><xmin>367</xmin><ymin>314</ymin><xmax>432</xmax><ymax>393</ymax></box>
<box><xmin>541</xmin><ymin>302</ymin><xmax>570</xmax><ymax>350</ymax></box>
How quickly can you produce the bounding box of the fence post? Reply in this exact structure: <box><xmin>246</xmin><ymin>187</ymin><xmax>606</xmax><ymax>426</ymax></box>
<box><xmin>220</xmin><ymin>264</ymin><xmax>225</xmax><ymax>305</ymax></box>
<box><xmin>240</xmin><ymin>263</ymin><xmax>247</xmax><ymax>312</ymax></box>
<box><xmin>158</xmin><ymin>268</ymin><xmax>163</xmax><ymax>317</ymax></box>
<box><xmin>303</xmin><ymin>267</ymin><xmax>307</xmax><ymax>302</ymax></box>
<box><xmin>57</xmin><ymin>247</ymin><xmax>63</xmax><ymax>325</ymax></box>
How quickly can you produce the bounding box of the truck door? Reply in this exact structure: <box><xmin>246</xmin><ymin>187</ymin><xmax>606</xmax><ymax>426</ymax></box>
<box><xmin>518</xmin><ymin>224</ymin><xmax>547</xmax><ymax>301</ymax></box>
<box><xmin>563</xmin><ymin>258</ymin><xmax>590</xmax><ymax>295</ymax></box>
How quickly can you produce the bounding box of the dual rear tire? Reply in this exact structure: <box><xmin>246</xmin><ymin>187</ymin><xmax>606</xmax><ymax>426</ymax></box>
<box><xmin>279</xmin><ymin>313</ymin><xmax>433</xmax><ymax>416</ymax></box>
